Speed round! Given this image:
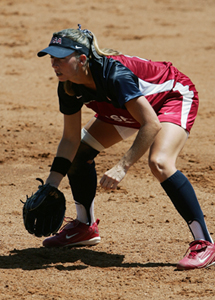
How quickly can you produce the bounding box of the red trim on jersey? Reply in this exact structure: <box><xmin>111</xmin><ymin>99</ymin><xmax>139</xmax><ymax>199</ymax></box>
<box><xmin>85</xmin><ymin>55</ymin><xmax>199</xmax><ymax>132</ymax></box>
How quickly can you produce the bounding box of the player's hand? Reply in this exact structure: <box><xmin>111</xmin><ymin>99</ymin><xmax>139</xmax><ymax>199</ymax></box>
<box><xmin>100</xmin><ymin>164</ymin><xmax>127</xmax><ymax>190</ymax></box>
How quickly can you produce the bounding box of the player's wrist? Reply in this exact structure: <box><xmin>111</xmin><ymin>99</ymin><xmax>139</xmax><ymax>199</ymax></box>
<box><xmin>118</xmin><ymin>157</ymin><xmax>131</xmax><ymax>172</ymax></box>
<box><xmin>46</xmin><ymin>172</ymin><xmax>64</xmax><ymax>188</ymax></box>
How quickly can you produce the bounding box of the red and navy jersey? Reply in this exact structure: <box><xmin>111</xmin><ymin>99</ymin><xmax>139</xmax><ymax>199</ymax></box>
<box><xmin>58</xmin><ymin>54</ymin><xmax>196</xmax><ymax>129</ymax></box>
<box><xmin>111</xmin><ymin>55</ymin><xmax>181</xmax><ymax>110</ymax></box>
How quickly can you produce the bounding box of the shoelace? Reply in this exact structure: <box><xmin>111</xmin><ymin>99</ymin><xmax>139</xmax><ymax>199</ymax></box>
<box><xmin>56</xmin><ymin>217</ymin><xmax>76</xmax><ymax>234</ymax></box>
<box><xmin>185</xmin><ymin>240</ymin><xmax>209</xmax><ymax>258</ymax></box>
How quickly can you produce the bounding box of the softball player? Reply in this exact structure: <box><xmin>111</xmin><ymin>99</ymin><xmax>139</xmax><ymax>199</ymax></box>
<box><xmin>37</xmin><ymin>25</ymin><xmax>215</xmax><ymax>270</ymax></box>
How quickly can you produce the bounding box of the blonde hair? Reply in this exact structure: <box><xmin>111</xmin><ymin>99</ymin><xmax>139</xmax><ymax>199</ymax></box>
<box><xmin>54</xmin><ymin>28</ymin><xmax>121</xmax><ymax>95</ymax></box>
<box><xmin>54</xmin><ymin>28</ymin><xmax>121</xmax><ymax>57</ymax></box>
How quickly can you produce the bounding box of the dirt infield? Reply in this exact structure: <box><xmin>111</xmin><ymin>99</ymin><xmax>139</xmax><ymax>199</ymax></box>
<box><xmin>0</xmin><ymin>0</ymin><xmax>215</xmax><ymax>299</ymax></box>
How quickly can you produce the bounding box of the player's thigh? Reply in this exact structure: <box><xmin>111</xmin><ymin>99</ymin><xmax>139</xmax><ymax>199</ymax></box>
<box><xmin>149</xmin><ymin>122</ymin><xmax>189</xmax><ymax>166</ymax></box>
<box><xmin>84</xmin><ymin>117</ymin><xmax>123</xmax><ymax>149</ymax></box>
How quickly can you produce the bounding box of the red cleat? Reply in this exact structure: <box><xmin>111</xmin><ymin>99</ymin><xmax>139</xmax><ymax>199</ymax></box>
<box><xmin>177</xmin><ymin>240</ymin><xmax>215</xmax><ymax>270</ymax></box>
<box><xmin>43</xmin><ymin>218</ymin><xmax>101</xmax><ymax>248</ymax></box>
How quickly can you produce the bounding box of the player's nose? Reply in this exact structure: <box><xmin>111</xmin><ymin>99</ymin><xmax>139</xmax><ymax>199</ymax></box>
<box><xmin>51</xmin><ymin>57</ymin><xmax>59</xmax><ymax>68</ymax></box>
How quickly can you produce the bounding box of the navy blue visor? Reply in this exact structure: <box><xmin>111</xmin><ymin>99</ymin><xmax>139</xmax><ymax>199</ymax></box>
<box><xmin>37</xmin><ymin>35</ymin><xmax>90</xmax><ymax>58</ymax></box>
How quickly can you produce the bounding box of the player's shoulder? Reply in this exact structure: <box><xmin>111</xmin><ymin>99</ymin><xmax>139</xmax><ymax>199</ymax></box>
<box><xmin>106</xmin><ymin>54</ymin><xmax>150</xmax><ymax>77</ymax></box>
<box><xmin>108</xmin><ymin>54</ymin><xmax>149</xmax><ymax>65</ymax></box>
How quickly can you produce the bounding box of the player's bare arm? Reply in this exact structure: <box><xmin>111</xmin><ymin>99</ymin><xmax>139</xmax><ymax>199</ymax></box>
<box><xmin>100</xmin><ymin>96</ymin><xmax>161</xmax><ymax>189</ymax></box>
<box><xmin>46</xmin><ymin>111</ymin><xmax>81</xmax><ymax>188</ymax></box>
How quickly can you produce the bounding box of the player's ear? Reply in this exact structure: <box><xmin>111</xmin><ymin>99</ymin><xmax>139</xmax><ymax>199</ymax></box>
<box><xmin>79</xmin><ymin>54</ymin><xmax>87</xmax><ymax>65</ymax></box>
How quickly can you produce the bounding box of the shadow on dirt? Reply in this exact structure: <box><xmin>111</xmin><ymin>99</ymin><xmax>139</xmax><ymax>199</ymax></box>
<box><xmin>0</xmin><ymin>247</ymin><xmax>176</xmax><ymax>270</ymax></box>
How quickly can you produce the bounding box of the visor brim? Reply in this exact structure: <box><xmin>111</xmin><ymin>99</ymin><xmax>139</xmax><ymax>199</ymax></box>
<box><xmin>37</xmin><ymin>45</ymin><xmax>75</xmax><ymax>58</ymax></box>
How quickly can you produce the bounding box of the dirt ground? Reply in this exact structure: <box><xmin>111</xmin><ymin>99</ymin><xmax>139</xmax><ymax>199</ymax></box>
<box><xmin>0</xmin><ymin>0</ymin><xmax>215</xmax><ymax>299</ymax></box>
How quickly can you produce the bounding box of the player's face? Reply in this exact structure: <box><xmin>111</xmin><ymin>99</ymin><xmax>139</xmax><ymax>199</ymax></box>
<box><xmin>50</xmin><ymin>53</ymin><xmax>81</xmax><ymax>83</ymax></box>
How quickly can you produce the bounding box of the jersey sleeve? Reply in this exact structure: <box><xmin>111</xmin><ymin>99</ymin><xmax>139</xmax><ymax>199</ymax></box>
<box><xmin>58</xmin><ymin>82</ymin><xmax>83</xmax><ymax>115</ymax></box>
<box><xmin>105</xmin><ymin>59</ymin><xmax>143</xmax><ymax>107</ymax></box>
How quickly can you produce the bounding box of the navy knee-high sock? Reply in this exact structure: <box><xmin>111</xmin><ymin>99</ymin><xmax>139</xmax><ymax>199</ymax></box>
<box><xmin>68</xmin><ymin>160</ymin><xmax>97</xmax><ymax>225</ymax></box>
<box><xmin>161</xmin><ymin>170</ymin><xmax>212</xmax><ymax>242</ymax></box>
<box><xmin>67</xmin><ymin>142</ymin><xmax>99</xmax><ymax>225</ymax></box>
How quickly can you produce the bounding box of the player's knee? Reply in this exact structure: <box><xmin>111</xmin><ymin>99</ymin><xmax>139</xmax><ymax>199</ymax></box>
<box><xmin>67</xmin><ymin>142</ymin><xmax>99</xmax><ymax>176</ymax></box>
<box><xmin>148</xmin><ymin>153</ymin><xmax>171</xmax><ymax>178</ymax></box>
